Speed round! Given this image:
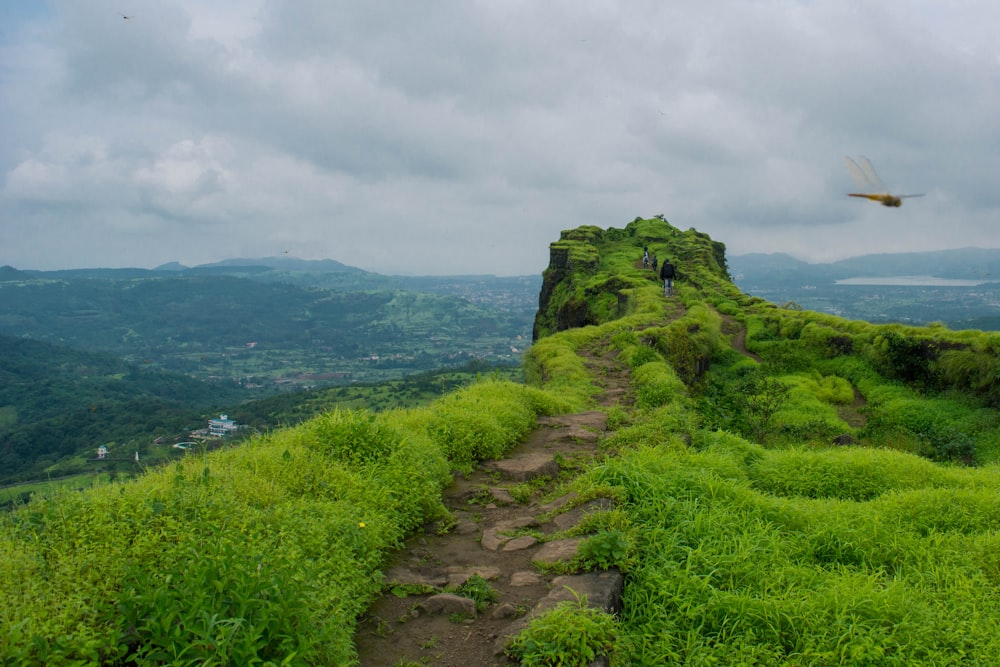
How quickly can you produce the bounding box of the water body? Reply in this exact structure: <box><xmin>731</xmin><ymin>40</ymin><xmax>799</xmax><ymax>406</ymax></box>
<box><xmin>835</xmin><ymin>275</ymin><xmax>995</xmax><ymax>287</ymax></box>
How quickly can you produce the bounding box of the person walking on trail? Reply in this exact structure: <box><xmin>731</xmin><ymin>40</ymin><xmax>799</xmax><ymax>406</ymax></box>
<box><xmin>643</xmin><ymin>248</ymin><xmax>649</xmax><ymax>269</ymax></box>
<box><xmin>660</xmin><ymin>258</ymin><xmax>676</xmax><ymax>296</ymax></box>
<box><xmin>651</xmin><ymin>255</ymin><xmax>658</xmax><ymax>272</ymax></box>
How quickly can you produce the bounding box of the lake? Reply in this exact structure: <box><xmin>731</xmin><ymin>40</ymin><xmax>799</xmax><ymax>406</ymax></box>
<box><xmin>835</xmin><ymin>275</ymin><xmax>995</xmax><ymax>287</ymax></box>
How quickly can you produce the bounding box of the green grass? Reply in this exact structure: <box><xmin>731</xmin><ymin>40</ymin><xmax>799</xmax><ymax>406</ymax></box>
<box><xmin>584</xmin><ymin>439</ymin><xmax>1000</xmax><ymax>664</ymax></box>
<box><xmin>0</xmin><ymin>377</ymin><xmax>574</xmax><ymax>666</ymax></box>
<box><xmin>0</xmin><ymin>472</ymin><xmax>122</xmax><ymax>506</ymax></box>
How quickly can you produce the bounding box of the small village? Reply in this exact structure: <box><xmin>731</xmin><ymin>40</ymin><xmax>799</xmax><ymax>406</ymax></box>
<box><xmin>90</xmin><ymin>414</ymin><xmax>243</xmax><ymax>466</ymax></box>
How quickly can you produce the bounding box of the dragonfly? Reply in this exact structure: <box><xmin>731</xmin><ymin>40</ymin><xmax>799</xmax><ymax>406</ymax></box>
<box><xmin>844</xmin><ymin>156</ymin><xmax>923</xmax><ymax>207</ymax></box>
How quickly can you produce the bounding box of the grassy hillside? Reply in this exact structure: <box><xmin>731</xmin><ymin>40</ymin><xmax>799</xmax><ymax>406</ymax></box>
<box><xmin>0</xmin><ymin>335</ymin><xmax>247</xmax><ymax>484</ymax></box>
<box><xmin>0</xmin><ymin>348</ymin><xmax>520</xmax><ymax>494</ymax></box>
<box><xmin>2</xmin><ymin>217</ymin><xmax>1000</xmax><ymax>665</ymax></box>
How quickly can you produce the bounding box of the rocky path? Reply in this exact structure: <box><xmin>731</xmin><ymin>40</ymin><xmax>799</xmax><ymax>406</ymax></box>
<box><xmin>352</xmin><ymin>343</ymin><xmax>633</xmax><ymax>666</ymax></box>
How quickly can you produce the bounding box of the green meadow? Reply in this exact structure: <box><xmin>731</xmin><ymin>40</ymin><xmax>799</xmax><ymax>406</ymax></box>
<box><xmin>2</xmin><ymin>217</ymin><xmax>999</xmax><ymax>665</ymax></box>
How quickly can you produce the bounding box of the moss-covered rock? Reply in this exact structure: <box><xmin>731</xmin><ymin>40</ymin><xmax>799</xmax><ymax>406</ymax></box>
<box><xmin>533</xmin><ymin>217</ymin><xmax>735</xmax><ymax>340</ymax></box>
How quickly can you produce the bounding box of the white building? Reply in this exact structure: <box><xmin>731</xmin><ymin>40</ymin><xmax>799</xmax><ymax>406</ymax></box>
<box><xmin>208</xmin><ymin>414</ymin><xmax>239</xmax><ymax>437</ymax></box>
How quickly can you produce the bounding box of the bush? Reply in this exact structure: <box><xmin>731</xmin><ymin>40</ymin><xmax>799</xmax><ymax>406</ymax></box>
<box><xmin>112</xmin><ymin>531</ymin><xmax>321</xmax><ymax>665</ymax></box>
<box><xmin>809</xmin><ymin>373</ymin><xmax>855</xmax><ymax>405</ymax></box>
<box><xmin>578</xmin><ymin>530</ymin><xmax>631</xmax><ymax>571</ymax></box>
<box><xmin>424</xmin><ymin>380</ymin><xmax>546</xmax><ymax>471</ymax></box>
<box><xmin>306</xmin><ymin>408</ymin><xmax>399</xmax><ymax>466</ymax></box>
<box><xmin>631</xmin><ymin>362</ymin><xmax>687</xmax><ymax>410</ymax></box>
<box><xmin>747</xmin><ymin>447</ymin><xmax>952</xmax><ymax>501</ymax></box>
<box><xmin>506</xmin><ymin>598</ymin><xmax>618</xmax><ymax>667</ymax></box>
<box><xmin>735</xmin><ymin>371</ymin><xmax>791</xmax><ymax>444</ymax></box>
<box><xmin>872</xmin><ymin>331</ymin><xmax>938</xmax><ymax>386</ymax></box>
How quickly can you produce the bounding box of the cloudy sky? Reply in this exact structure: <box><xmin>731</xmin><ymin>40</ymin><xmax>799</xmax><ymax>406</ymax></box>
<box><xmin>1</xmin><ymin>1</ymin><xmax>998</xmax><ymax>275</ymax></box>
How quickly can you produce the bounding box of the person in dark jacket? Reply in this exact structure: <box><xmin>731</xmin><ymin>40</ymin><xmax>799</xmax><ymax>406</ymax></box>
<box><xmin>659</xmin><ymin>258</ymin><xmax>676</xmax><ymax>296</ymax></box>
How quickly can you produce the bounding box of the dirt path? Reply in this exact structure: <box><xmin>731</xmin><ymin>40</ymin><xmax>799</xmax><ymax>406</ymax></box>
<box><xmin>353</xmin><ymin>343</ymin><xmax>633</xmax><ymax>666</ymax></box>
<box><xmin>719</xmin><ymin>312</ymin><xmax>762</xmax><ymax>362</ymax></box>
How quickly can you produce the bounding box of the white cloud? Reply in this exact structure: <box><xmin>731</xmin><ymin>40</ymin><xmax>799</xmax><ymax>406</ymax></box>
<box><xmin>2</xmin><ymin>0</ymin><xmax>999</xmax><ymax>273</ymax></box>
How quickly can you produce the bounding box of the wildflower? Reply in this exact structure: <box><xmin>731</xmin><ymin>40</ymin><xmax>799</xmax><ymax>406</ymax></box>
<box><xmin>359</xmin><ymin>522</ymin><xmax>366</xmax><ymax>528</ymax></box>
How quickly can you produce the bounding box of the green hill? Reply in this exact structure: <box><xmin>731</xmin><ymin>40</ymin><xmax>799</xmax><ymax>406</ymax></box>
<box><xmin>2</xmin><ymin>216</ymin><xmax>1000</xmax><ymax>665</ymax></box>
<box><xmin>0</xmin><ymin>335</ymin><xmax>247</xmax><ymax>484</ymax></box>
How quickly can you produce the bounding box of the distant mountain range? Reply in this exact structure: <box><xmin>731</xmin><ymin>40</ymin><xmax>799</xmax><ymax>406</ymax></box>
<box><xmin>729</xmin><ymin>247</ymin><xmax>1000</xmax><ymax>331</ymax></box>
<box><xmin>155</xmin><ymin>256</ymin><xmax>366</xmax><ymax>274</ymax></box>
<box><xmin>0</xmin><ymin>257</ymin><xmax>537</xmax><ymax>296</ymax></box>
<box><xmin>8</xmin><ymin>248</ymin><xmax>999</xmax><ymax>284</ymax></box>
<box><xmin>729</xmin><ymin>247</ymin><xmax>1000</xmax><ymax>287</ymax></box>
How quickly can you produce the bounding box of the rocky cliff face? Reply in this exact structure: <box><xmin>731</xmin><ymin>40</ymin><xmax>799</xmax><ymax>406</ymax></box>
<box><xmin>532</xmin><ymin>226</ymin><xmax>603</xmax><ymax>341</ymax></box>
<box><xmin>532</xmin><ymin>217</ymin><xmax>731</xmax><ymax>340</ymax></box>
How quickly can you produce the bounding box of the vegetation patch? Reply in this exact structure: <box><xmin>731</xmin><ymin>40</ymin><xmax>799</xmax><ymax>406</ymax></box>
<box><xmin>506</xmin><ymin>597</ymin><xmax>618</xmax><ymax>667</ymax></box>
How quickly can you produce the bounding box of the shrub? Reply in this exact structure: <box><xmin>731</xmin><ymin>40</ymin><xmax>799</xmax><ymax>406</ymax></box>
<box><xmin>631</xmin><ymin>362</ymin><xmax>687</xmax><ymax>410</ymax></box>
<box><xmin>801</xmin><ymin>322</ymin><xmax>856</xmax><ymax>357</ymax></box>
<box><xmin>112</xmin><ymin>531</ymin><xmax>321</xmax><ymax>665</ymax></box>
<box><xmin>716</xmin><ymin>300</ymin><xmax>741</xmax><ymax>316</ymax></box>
<box><xmin>872</xmin><ymin>330</ymin><xmax>939</xmax><ymax>386</ymax></box>
<box><xmin>936</xmin><ymin>346</ymin><xmax>1000</xmax><ymax>406</ymax></box>
<box><xmin>917</xmin><ymin>425</ymin><xmax>977</xmax><ymax>464</ymax></box>
<box><xmin>450</xmin><ymin>574</ymin><xmax>499</xmax><ymax>613</ymax></box>
<box><xmin>620</xmin><ymin>343</ymin><xmax>659</xmax><ymax>368</ymax></box>
<box><xmin>578</xmin><ymin>530</ymin><xmax>631</xmax><ymax>571</ymax></box>
<box><xmin>735</xmin><ymin>371</ymin><xmax>790</xmax><ymax>444</ymax></box>
<box><xmin>809</xmin><ymin>374</ymin><xmax>855</xmax><ymax>405</ymax></box>
<box><xmin>424</xmin><ymin>380</ymin><xmax>544</xmax><ymax>471</ymax></box>
<box><xmin>506</xmin><ymin>597</ymin><xmax>618</xmax><ymax>667</ymax></box>
<box><xmin>306</xmin><ymin>409</ymin><xmax>399</xmax><ymax>466</ymax></box>
<box><xmin>747</xmin><ymin>447</ymin><xmax>952</xmax><ymax>501</ymax></box>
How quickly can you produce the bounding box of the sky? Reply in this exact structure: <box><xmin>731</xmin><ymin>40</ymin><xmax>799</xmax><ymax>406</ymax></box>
<box><xmin>1</xmin><ymin>1</ymin><xmax>998</xmax><ymax>276</ymax></box>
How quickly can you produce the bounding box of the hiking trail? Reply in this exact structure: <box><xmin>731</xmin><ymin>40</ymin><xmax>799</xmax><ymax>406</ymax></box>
<box><xmin>353</xmin><ymin>339</ymin><xmax>633</xmax><ymax>666</ymax></box>
<box><xmin>353</xmin><ymin>305</ymin><xmax>754</xmax><ymax>665</ymax></box>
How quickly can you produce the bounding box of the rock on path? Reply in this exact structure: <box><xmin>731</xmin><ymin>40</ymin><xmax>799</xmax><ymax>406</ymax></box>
<box><xmin>352</xmin><ymin>411</ymin><xmax>623</xmax><ymax>666</ymax></box>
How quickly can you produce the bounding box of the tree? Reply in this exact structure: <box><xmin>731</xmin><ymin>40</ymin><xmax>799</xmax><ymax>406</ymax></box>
<box><xmin>736</xmin><ymin>371</ymin><xmax>790</xmax><ymax>445</ymax></box>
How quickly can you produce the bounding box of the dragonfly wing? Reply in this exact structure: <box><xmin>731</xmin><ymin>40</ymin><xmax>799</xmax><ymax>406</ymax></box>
<box><xmin>845</xmin><ymin>157</ymin><xmax>873</xmax><ymax>191</ymax></box>
<box><xmin>844</xmin><ymin>156</ymin><xmax>888</xmax><ymax>193</ymax></box>
<box><xmin>857</xmin><ymin>156</ymin><xmax>888</xmax><ymax>192</ymax></box>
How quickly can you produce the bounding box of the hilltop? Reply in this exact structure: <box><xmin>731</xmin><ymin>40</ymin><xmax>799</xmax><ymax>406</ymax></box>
<box><xmin>2</xmin><ymin>216</ymin><xmax>1000</xmax><ymax>665</ymax></box>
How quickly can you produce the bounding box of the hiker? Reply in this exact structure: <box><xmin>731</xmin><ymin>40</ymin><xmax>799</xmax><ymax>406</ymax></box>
<box><xmin>643</xmin><ymin>248</ymin><xmax>649</xmax><ymax>269</ymax></box>
<box><xmin>651</xmin><ymin>255</ymin><xmax>658</xmax><ymax>272</ymax></box>
<box><xmin>660</xmin><ymin>258</ymin><xmax>676</xmax><ymax>296</ymax></box>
